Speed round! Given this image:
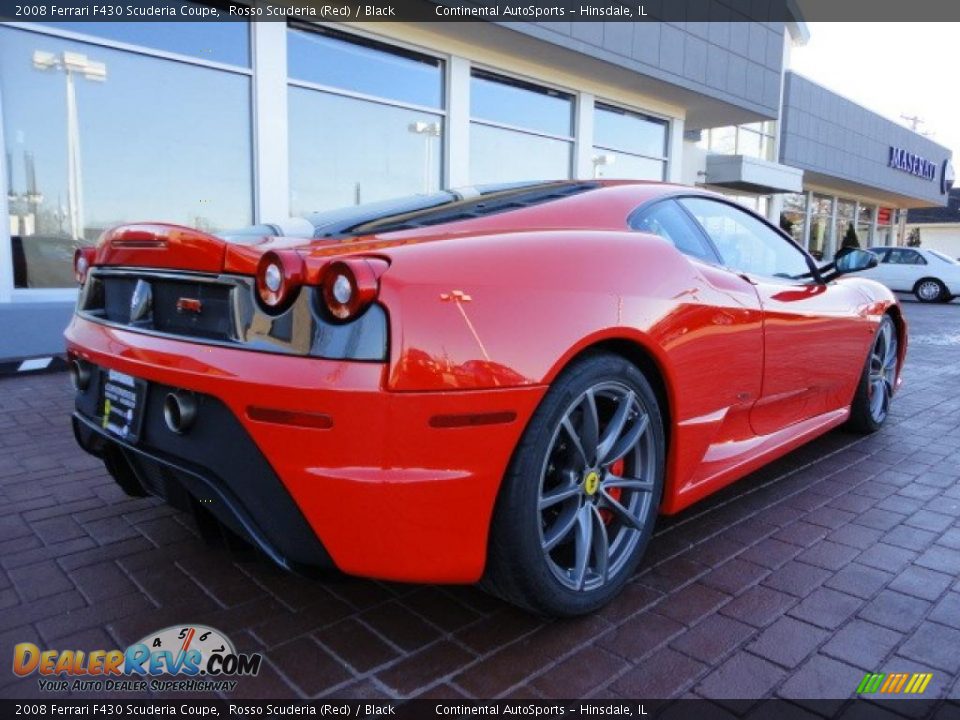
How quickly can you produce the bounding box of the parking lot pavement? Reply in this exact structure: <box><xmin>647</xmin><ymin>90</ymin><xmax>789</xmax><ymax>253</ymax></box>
<box><xmin>1</xmin><ymin>300</ymin><xmax>959</xmax><ymax>709</ymax></box>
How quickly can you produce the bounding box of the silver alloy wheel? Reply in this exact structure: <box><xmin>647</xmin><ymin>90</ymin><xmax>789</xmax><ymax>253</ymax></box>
<box><xmin>917</xmin><ymin>280</ymin><xmax>942</xmax><ymax>302</ymax></box>
<box><xmin>537</xmin><ymin>382</ymin><xmax>657</xmax><ymax>592</ymax></box>
<box><xmin>868</xmin><ymin>320</ymin><xmax>898</xmax><ymax>424</ymax></box>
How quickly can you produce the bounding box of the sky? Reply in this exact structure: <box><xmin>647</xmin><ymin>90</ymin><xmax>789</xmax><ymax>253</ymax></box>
<box><xmin>790</xmin><ymin>23</ymin><xmax>960</xmax><ymax>161</ymax></box>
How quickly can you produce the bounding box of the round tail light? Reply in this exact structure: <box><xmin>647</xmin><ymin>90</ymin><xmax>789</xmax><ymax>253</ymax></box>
<box><xmin>321</xmin><ymin>259</ymin><xmax>381</xmax><ymax>322</ymax></box>
<box><xmin>73</xmin><ymin>247</ymin><xmax>95</xmax><ymax>285</ymax></box>
<box><xmin>256</xmin><ymin>250</ymin><xmax>304</xmax><ymax>311</ymax></box>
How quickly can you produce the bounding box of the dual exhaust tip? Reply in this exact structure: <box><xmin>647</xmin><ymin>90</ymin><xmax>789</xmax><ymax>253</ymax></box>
<box><xmin>70</xmin><ymin>359</ymin><xmax>197</xmax><ymax>435</ymax></box>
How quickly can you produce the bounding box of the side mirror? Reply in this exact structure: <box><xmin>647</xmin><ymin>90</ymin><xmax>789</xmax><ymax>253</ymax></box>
<box><xmin>835</xmin><ymin>248</ymin><xmax>879</xmax><ymax>274</ymax></box>
<box><xmin>820</xmin><ymin>249</ymin><xmax>878</xmax><ymax>281</ymax></box>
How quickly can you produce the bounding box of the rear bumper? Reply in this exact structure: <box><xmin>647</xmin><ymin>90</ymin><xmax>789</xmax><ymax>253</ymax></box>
<box><xmin>66</xmin><ymin>315</ymin><xmax>545</xmax><ymax>583</ymax></box>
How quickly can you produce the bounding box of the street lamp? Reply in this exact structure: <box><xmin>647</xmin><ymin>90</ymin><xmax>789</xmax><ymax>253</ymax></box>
<box><xmin>32</xmin><ymin>50</ymin><xmax>106</xmax><ymax>242</ymax></box>
<box><xmin>592</xmin><ymin>153</ymin><xmax>616</xmax><ymax>179</ymax></box>
<box><xmin>408</xmin><ymin>120</ymin><xmax>441</xmax><ymax>194</ymax></box>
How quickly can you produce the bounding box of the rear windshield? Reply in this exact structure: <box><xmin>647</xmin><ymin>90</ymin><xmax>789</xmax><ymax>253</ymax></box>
<box><xmin>929</xmin><ymin>250</ymin><xmax>959</xmax><ymax>265</ymax></box>
<box><xmin>217</xmin><ymin>181</ymin><xmax>598</xmax><ymax>241</ymax></box>
<box><xmin>307</xmin><ymin>181</ymin><xmax>598</xmax><ymax>238</ymax></box>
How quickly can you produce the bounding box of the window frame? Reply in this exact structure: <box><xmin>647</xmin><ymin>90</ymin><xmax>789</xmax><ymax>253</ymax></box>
<box><xmin>286</xmin><ymin>21</ymin><xmax>446</xmax><ymax>113</ymax></box>
<box><xmin>465</xmin><ymin>66</ymin><xmax>576</xmax><ymax>185</ymax></box>
<box><xmin>627</xmin><ymin>198</ymin><xmax>722</xmax><ymax>265</ymax></box>
<box><xmin>468</xmin><ymin>66</ymin><xmax>576</xmax><ymax>142</ymax></box>
<box><xmin>628</xmin><ymin>193</ymin><xmax>821</xmax><ymax>283</ymax></box>
<box><xmin>285</xmin><ymin>23</ymin><xmax>448</xmax><ymax>216</ymax></box>
<box><xmin>591</xmin><ymin>100</ymin><xmax>670</xmax><ymax>178</ymax></box>
<box><xmin>888</xmin><ymin>248</ymin><xmax>927</xmax><ymax>266</ymax></box>
<box><xmin>0</xmin><ymin>19</ymin><xmax>256</xmax><ymax>299</ymax></box>
<box><xmin>676</xmin><ymin>195</ymin><xmax>820</xmax><ymax>282</ymax></box>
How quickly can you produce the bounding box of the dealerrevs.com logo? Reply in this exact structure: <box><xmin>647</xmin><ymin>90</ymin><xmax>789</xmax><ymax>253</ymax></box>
<box><xmin>12</xmin><ymin>624</ymin><xmax>262</xmax><ymax>693</ymax></box>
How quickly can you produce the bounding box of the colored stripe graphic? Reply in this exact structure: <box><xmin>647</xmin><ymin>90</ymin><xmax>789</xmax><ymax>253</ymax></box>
<box><xmin>857</xmin><ymin>672</ymin><xmax>932</xmax><ymax>694</ymax></box>
<box><xmin>857</xmin><ymin>673</ymin><xmax>884</xmax><ymax>694</ymax></box>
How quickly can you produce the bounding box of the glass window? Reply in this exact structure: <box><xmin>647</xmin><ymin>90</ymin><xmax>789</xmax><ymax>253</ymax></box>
<box><xmin>808</xmin><ymin>194</ymin><xmax>833</xmax><ymax>261</ymax></box>
<box><xmin>470</xmin><ymin>70</ymin><xmax>573</xmax><ymax>137</ymax></box>
<box><xmin>47</xmin><ymin>5</ymin><xmax>250</xmax><ymax>67</ymax></box>
<box><xmin>730</xmin><ymin>195</ymin><xmax>769</xmax><ymax>215</ymax></box>
<box><xmin>594</xmin><ymin>103</ymin><xmax>667</xmax><ymax>159</ymax></box>
<box><xmin>631</xmin><ymin>200</ymin><xmax>719</xmax><ymax>263</ymax></box>
<box><xmin>702</xmin><ymin>123</ymin><xmax>776</xmax><ymax>161</ymax></box>
<box><xmin>679</xmin><ymin>197</ymin><xmax>811</xmax><ymax>279</ymax></box>
<box><xmin>590</xmin><ymin>102</ymin><xmax>667</xmax><ymax>181</ymax></box>
<box><xmin>929</xmin><ymin>250</ymin><xmax>959</xmax><ymax>265</ymax></box>
<box><xmin>469</xmin><ymin>124</ymin><xmax>571</xmax><ymax>185</ymax></box>
<box><xmin>887</xmin><ymin>249</ymin><xmax>926</xmax><ymax>265</ymax></box>
<box><xmin>780</xmin><ymin>193</ymin><xmax>807</xmax><ymax>247</ymax></box>
<box><xmin>811</xmin><ymin>194</ymin><xmax>833</xmax><ymax>216</ymax></box>
<box><xmin>837</xmin><ymin>199</ymin><xmax>856</xmax><ymax>219</ymax></box>
<box><xmin>736</xmin><ymin>129</ymin><xmax>762</xmax><ymax>159</ymax></box>
<box><xmin>836</xmin><ymin>199</ymin><xmax>858</xmax><ymax>257</ymax></box>
<box><xmin>707</xmin><ymin>126</ymin><xmax>736</xmax><ymax>155</ymax></box>
<box><xmin>288</xmin><ymin>88</ymin><xmax>442</xmax><ymax>215</ymax></box>
<box><xmin>2</xmin><ymin>26</ymin><xmax>253</xmax><ymax>289</ymax></box>
<box><xmin>287</xmin><ymin>25</ymin><xmax>442</xmax><ymax>108</ymax></box>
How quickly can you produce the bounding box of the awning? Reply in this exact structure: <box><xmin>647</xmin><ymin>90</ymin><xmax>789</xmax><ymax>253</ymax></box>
<box><xmin>704</xmin><ymin>154</ymin><xmax>804</xmax><ymax>194</ymax></box>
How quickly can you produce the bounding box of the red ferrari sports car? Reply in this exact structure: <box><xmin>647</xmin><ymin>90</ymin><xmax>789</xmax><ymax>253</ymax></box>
<box><xmin>66</xmin><ymin>180</ymin><xmax>905</xmax><ymax>616</ymax></box>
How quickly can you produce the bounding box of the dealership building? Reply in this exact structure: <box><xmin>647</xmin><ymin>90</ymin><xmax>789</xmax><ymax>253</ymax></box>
<box><xmin>0</xmin><ymin>12</ymin><xmax>954</xmax><ymax>363</ymax></box>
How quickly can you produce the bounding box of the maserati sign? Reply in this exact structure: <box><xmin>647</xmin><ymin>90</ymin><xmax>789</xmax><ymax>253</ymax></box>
<box><xmin>888</xmin><ymin>146</ymin><xmax>937</xmax><ymax>181</ymax></box>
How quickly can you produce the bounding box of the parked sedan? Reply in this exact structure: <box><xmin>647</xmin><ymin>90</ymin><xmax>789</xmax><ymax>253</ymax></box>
<box><xmin>861</xmin><ymin>246</ymin><xmax>960</xmax><ymax>303</ymax></box>
<box><xmin>65</xmin><ymin>181</ymin><xmax>905</xmax><ymax>616</ymax></box>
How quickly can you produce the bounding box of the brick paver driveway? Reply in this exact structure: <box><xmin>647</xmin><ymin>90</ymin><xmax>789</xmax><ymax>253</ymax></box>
<box><xmin>1</xmin><ymin>299</ymin><xmax>959</xmax><ymax>711</ymax></box>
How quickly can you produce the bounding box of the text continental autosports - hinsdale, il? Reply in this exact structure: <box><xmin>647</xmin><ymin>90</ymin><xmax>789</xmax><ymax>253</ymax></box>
<box><xmin>435</xmin><ymin>4</ymin><xmax>644</xmax><ymax>17</ymax></box>
<box><xmin>437</xmin><ymin>705</ymin><xmax>644</xmax><ymax>716</ymax></box>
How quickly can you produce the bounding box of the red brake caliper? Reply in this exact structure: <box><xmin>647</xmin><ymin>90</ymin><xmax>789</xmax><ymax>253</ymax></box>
<box><xmin>600</xmin><ymin>459</ymin><xmax>624</xmax><ymax>525</ymax></box>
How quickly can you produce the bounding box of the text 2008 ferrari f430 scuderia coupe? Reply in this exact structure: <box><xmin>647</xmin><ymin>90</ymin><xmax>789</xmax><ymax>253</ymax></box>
<box><xmin>66</xmin><ymin>181</ymin><xmax>905</xmax><ymax>616</ymax></box>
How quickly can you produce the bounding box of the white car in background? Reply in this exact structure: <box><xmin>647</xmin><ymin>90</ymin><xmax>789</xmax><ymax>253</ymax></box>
<box><xmin>860</xmin><ymin>246</ymin><xmax>960</xmax><ymax>303</ymax></box>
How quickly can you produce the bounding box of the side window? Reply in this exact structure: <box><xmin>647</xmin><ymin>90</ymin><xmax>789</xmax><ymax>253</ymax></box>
<box><xmin>679</xmin><ymin>197</ymin><xmax>811</xmax><ymax>280</ymax></box>
<box><xmin>629</xmin><ymin>200</ymin><xmax>720</xmax><ymax>263</ymax></box>
<box><xmin>886</xmin><ymin>249</ymin><xmax>926</xmax><ymax>265</ymax></box>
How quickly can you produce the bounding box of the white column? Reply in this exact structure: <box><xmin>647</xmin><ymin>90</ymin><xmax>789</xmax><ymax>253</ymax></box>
<box><xmin>445</xmin><ymin>55</ymin><xmax>471</xmax><ymax>188</ymax></box>
<box><xmin>827</xmin><ymin>195</ymin><xmax>838</xmax><ymax>259</ymax></box>
<box><xmin>802</xmin><ymin>190</ymin><xmax>814</xmax><ymax>251</ymax></box>
<box><xmin>870</xmin><ymin>205</ymin><xmax>879</xmax><ymax>247</ymax></box>
<box><xmin>768</xmin><ymin>194</ymin><xmax>783</xmax><ymax>226</ymax></box>
<box><xmin>574</xmin><ymin>92</ymin><xmax>595</xmax><ymax>180</ymax></box>
<box><xmin>852</xmin><ymin>200</ymin><xmax>860</xmax><ymax>248</ymax></box>
<box><xmin>0</xmin><ymin>82</ymin><xmax>13</xmax><ymax>303</ymax></box>
<box><xmin>666</xmin><ymin>116</ymin><xmax>685</xmax><ymax>183</ymax></box>
<box><xmin>252</xmin><ymin>22</ymin><xmax>289</xmax><ymax>222</ymax></box>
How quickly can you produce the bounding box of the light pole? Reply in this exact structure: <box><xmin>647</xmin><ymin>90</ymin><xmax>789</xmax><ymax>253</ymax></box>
<box><xmin>408</xmin><ymin>121</ymin><xmax>441</xmax><ymax>193</ymax></box>
<box><xmin>592</xmin><ymin>152</ymin><xmax>616</xmax><ymax>179</ymax></box>
<box><xmin>32</xmin><ymin>50</ymin><xmax>106</xmax><ymax>242</ymax></box>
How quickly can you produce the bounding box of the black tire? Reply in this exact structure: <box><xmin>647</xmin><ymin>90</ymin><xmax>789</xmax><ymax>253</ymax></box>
<box><xmin>847</xmin><ymin>315</ymin><xmax>898</xmax><ymax>434</ymax></box>
<box><xmin>483</xmin><ymin>352</ymin><xmax>665</xmax><ymax>616</ymax></box>
<box><xmin>914</xmin><ymin>278</ymin><xmax>946</xmax><ymax>303</ymax></box>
